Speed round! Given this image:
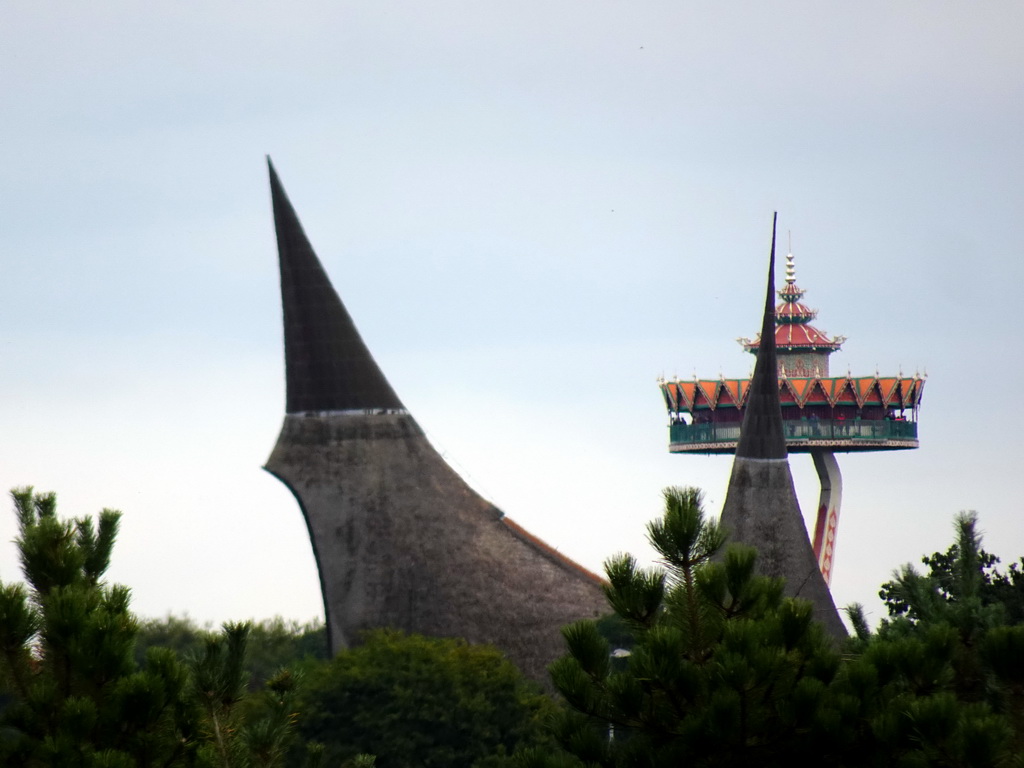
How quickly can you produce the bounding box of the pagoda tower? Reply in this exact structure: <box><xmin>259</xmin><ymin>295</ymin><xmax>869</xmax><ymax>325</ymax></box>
<box><xmin>263</xmin><ymin>160</ymin><xmax>606</xmax><ymax>682</ymax></box>
<box><xmin>659</xmin><ymin>224</ymin><xmax>925</xmax><ymax>586</ymax></box>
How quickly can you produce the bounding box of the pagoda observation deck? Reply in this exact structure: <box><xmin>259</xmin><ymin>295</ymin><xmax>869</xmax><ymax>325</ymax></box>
<box><xmin>660</xmin><ymin>233</ymin><xmax>925</xmax><ymax>586</ymax></box>
<box><xmin>663</xmin><ymin>374</ymin><xmax>924</xmax><ymax>453</ymax></box>
<box><xmin>660</xmin><ymin>250</ymin><xmax>925</xmax><ymax>455</ymax></box>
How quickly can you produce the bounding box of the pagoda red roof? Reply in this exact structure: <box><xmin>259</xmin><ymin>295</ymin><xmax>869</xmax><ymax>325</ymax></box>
<box><xmin>742</xmin><ymin>323</ymin><xmax>844</xmax><ymax>352</ymax></box>
<box><xmin>776</xmin><ymin>299</ymin><xmax>816</xmax><ymax>323</ymax></box>
<box><xmin>779</xmin><ymin>322</ymin><xmax>841</xmax><ymax>349</ymax></box>
<box><xmin>739</xmin><ymin>252</ymin><xmax>845</xmax><ymax>354</ymax></box>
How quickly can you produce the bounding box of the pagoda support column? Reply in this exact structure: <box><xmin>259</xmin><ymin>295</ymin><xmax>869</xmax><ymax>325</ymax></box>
<box><xmin>810</xmin><ymin>450</ymin><xmax>842</xmax><ymax>585</ymax></box>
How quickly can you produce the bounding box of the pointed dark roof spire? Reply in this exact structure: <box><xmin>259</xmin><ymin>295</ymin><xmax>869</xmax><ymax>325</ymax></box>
<box><xmin>718</xmin><ymin>213</ymin><xmax>846</xmax><ymax>639</ymax></box>
<box><xmin>268</xmin><ymin>158</ymin><xmax>404</xmax><ymax>413</ymax></box>
<box><xmin>735</xmin><ymin>212</ymin><xmax>787</xmax><ymax>459</ymax></box>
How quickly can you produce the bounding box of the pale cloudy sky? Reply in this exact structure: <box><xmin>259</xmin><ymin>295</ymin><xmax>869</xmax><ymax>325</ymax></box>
<box><xmin>1</xmin><ymin>2</ymin><xmax>1021</xmax><ymax>629</ymax></box>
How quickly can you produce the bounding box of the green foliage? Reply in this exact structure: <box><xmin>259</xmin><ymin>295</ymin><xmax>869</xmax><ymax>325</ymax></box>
<box><xmin>837</xmin><ymin>512</ymin><xmax>1024</xmax><ymax>765</ymax></box>
<box><xmin>243</xmin><ymin>619</ymin><xmax>328</xmax><ymax>689</ymax></box>
<box><xmin>297</xmin><ymin>629</ymin><xmax>554</xmax><ymax>768</ymax></box>
<box><xmin>192</xmin><ymin>622</ymin><xmax>252</xmax><ymax>767</ymax></box>
<box><xmin>0</xmin><ymin>488</ymin><xmax>199</xmax><ymax>767</ymax></box>
<box><xmin>189</xmin><ymin>622</ymin><xmax>321</xmax><ymax>768</ymax></box>
<box><xmin>136</xmin><ymin>616</ymin><xmax>328</xmax><ymax>692</ymax></box>
<box><xmin>880</xmin><ymin>511</ymin><xmax>1024</xmax><ymax>624</ymax></box>
<box><xmin>523</xmin><ymin>492</ymin><xmax>1024</xmax><ymax>768</ymax></box>
<box><xmin>524</xmin><ymin>486</ymin><xmax>841</xmax><ymax>768</ymax></box>
<box><xmin>0</xmin><ymin>488</ymin><xmax>319</xmax><ymax>768</ymax></box>
<box><xmin>12</xmin><ymin>481</ymin><xmax>1024</xmax><ymax>768</ymax></box>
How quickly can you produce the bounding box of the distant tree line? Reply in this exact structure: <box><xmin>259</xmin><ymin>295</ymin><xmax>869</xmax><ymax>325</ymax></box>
<box><xmin>3</xmin><ymin>486</ymin><xmax>1024</xmax><ymax>767</ymax></box>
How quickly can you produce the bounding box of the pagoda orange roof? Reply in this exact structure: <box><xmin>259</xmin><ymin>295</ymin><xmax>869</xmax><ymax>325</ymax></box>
<box><xmin>660</xmin><ymin>374</ymin><xmax>925</xmax><ymax>414</ymax></box>
<box><xmin>786</xmin><ymin>376</ymin><xmax>815</xmax><ymax>406</ymax></box>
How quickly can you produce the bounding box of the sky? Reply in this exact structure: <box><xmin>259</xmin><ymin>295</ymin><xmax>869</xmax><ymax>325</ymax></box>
<box><xmin>1</xmin><ymin>2</ymin><xmax>1022</xmax><ymax>630</ymax></box>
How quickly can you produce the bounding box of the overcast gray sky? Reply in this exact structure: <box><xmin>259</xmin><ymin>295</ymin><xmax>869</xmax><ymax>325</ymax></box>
<box><xmin>1</xmin><ymin>2</ymin><xmax>1021</xmax><ymax>629</ymax></box>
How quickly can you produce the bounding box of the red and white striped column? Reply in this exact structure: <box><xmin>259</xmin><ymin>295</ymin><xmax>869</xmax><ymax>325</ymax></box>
<box><xmin>811</xmin><ymin>450</ymin><xmax>843</xmax><ymax>585</ymax></box>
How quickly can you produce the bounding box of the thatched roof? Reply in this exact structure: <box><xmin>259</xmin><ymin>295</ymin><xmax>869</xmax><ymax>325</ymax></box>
<box><xmin>264</xmin><ymin>162</ymin><xmax>606</xmax><ymax>681</ymax></box>
<box><xmin>269</xmin><ymin>158</ymin><xmax>404</xmax><ymax>413</ymax></box>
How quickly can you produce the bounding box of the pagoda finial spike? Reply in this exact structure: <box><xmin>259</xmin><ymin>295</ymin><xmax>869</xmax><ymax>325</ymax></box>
<box><xmin>785</xmin><ymin>232</ymin><xmax>796</xmax><ymax>285</ymax></box>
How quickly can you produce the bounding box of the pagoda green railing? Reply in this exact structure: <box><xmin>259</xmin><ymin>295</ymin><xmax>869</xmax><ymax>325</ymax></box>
<box><xmin>669</xmin><ymin>418</ymin><xmax>918</xmax><ymax>449</ymax></box>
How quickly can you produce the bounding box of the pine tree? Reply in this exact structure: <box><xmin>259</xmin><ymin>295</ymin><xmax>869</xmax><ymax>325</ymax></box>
<box><xmin>0</xmin><ymin>488</ymin><xmax>320</xmax><ymax>768</ymax></box>
<box><xmin>879</xmin><ymin>514</ymin><xmax>1024</xmax><ymax>624</ymax></box>
<box><xmin>0</xmin><ymin>488</ymin><xmax>199</xmax><ymax>767</ymax></box>
<box><xmin>840</xmin><ymin>512</ymin><xmax>1024</xmax><ymax>766</ymax></box>
<box><xmin>190</xmin><ymin>622</ymin><xmax>316</xmax><ymax>768</ymax></box>
<box><xmin>521</xmin><ymin>486</ymin><xmax>841</xmax><ymax>768</ymax></box>
<box><xmin>522</xmin><ymin>492</ymin><xmax>1024</xmax><ymax>767</ymax></box>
